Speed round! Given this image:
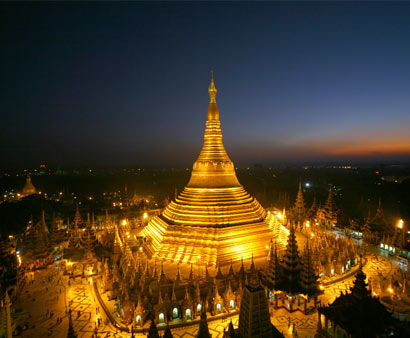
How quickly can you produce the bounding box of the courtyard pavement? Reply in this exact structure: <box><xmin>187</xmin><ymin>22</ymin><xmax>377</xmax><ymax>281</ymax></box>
<box><xmin>13</xmin><ymin>243</ymin><xmax>404</xmax><ymax>338</ymax></box>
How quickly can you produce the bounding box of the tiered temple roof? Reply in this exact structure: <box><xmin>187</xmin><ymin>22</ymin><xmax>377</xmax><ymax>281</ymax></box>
<box><xmin>292</xmin><ymin>180</ymin><xmax>306</xmax><ymax>226</ymax></box>
<box><xmin>318</xmin><ymin>263</ymin><xmax>396</xmax><ymax>338</ymax></box>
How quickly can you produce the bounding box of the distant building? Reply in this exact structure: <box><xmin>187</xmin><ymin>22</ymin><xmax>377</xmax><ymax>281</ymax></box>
<box><xmin>20</xmin><ymin>174</ymin><xmax>37</xmax><ymax>197</ymax></box>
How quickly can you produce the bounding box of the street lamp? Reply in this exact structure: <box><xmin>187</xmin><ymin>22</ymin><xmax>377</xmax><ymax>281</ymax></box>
<box><xmin>397</xmin><ymin>219</ymin><xmax>405</xmax><ymax>249</ymax></box>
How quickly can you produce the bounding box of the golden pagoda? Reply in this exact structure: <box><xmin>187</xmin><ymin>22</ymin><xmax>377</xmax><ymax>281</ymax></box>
<box><xmin>141</xmin><ymin>73</ymin><xmax>282</xmax><ymax>266</ymax></box>
<box><xmin>21</xmin><ymin>174</ymin><xmax>37</xmax><ymax>197</ymax></box>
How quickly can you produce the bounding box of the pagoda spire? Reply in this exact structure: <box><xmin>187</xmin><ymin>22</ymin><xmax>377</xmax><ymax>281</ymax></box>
<box><xmin>40</xmin><ymin>209</ymin><xmax>48</xmax><ymax>233</ymax></box>
<box><xmin>207</xmin><ymin>69</ymin><xmax>218</xmax><ymax>114</ymax></box>
<box><xmin>278</xmin><ymin>222</ymin><xmax>302</xmax><ymax>294</ymax></box>
<box><xmin>350</xmin><ymin>256</ymin><xmax>370</xmax><ymax>300</ymax></box>
<box><xmin>293</xmin><ymin>179</ymin><xmax>306</xmax><ymax>227</ymax></box>
<box><xmin>300</xmin><ymin>240</ymin><xmax>319</xmax><ymax>296</ymax></box>
<box><xmin>326</xmin><ymin>186</ymin><xmax>333</xmax><ymax>206</ymax></box>
<box><xmin>205</xmin><ymin>263</ymin><xmax>210</xmax><ymax>280</ymax></box>
<box><xmin>148</xmin><ymin>320</ymin><xmax>160</xmax><ymax>338</ymax></box>
<box><xmin>196</xmin><ymin>311</ymin><xmax>211</xmax><ymax>338</ymax></box>
<box><xmin>159</xmin><ymin>261</ymin><xmax>167</xmax><ymax>283</ymax></box>
<box><xmin>216</xmin><ymin>263</ymin><xmax>223</xmax><ymax>279</ymax></box>
<box><xmin>189</xmin><ymin>263</ymin><xmax>194</xmax><ymax>280</ymax></box>
<box><xmin>175</xmin><ymin>263</ymin><xmax>181</xmax><ymax>282</ymax></box>
<box><xmin>228</xmin><ymin>259</ymin><xmax>234</xmax><ymax>276</ymax></box>
<box><xmin>152</xmin><ymin>259</ymin><xmax>158</xmax><ymax>279</ymax></box>
<box><xmin>250</xmin><ymin>253</ymin><xmax>255</xmax><ymax>273</ymax></box>
<box><xmin>145</xmin><ymin>260</ymin><xmax>150</xmax><ymax>276</ymax></box>
<box><xmin>171</xmin><ymin>282</ymin><xmax>177</xmax><ymax>301</ymax></box>
<box><xmin>74</xmin><ymin>205</ymin><xmax>82</xmax><ymax>229</ymax></box>
<box><xmin>267</xmin><ymin>241</ymin><xmax>280</xmax><ymax>289</ymax></box>
<box><xmin>187</xmin><ymin>71</ymin><xmax>241</xmax><ymax>189</ymax></box>
<box><xmin>163</xmin><ymin>325</ymin><xmax>174</xmax><ymax>338</ymax></box>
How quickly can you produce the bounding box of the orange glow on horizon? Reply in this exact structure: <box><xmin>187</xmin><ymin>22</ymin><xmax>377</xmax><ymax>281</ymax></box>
<box><xmin>282</xmin><ymin>130</ymin><xmax>410</xmax><ymax>159</ymax></box>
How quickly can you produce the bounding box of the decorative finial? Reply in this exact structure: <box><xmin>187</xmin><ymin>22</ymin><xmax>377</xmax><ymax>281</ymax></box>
<box><xmin>208</xmin><ymin>69</ymin><xmax>217</xmax><ymax>103</ymax></box>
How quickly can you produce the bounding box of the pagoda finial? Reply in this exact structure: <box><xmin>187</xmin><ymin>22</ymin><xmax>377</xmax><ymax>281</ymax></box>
<box><xmin>209</xmin><ymin>69</ymin><xmax>217</xmax><ymax>101</ymax></box>
<box><xmin>161</xmin><ymin>261</ymin><xmax>165</xmax><ymax>276</ymax></box>
<box><xmin>207</xmin><ymin>70</ymin><xmax>219</xmax><ymax>120</ymax></box>
<box><xmin>250</xmin><ymin>252</ymin><xmax>255</xmax><ymax>272</ymax></box>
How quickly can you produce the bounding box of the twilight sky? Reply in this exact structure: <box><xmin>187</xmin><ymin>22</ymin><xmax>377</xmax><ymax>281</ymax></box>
<box><xmin>1</xmin><ymin>2</ymin><xmax>410</xmax><ymax>167</ymax></box>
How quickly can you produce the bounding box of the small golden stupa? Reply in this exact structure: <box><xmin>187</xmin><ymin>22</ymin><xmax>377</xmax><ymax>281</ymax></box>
<box><xmin>21</xmin><ymin>174</ymin><xmax>37</xmax><ymax>197</ymax></box>
<box><xmin>141</xmin><ymin>72</ymin><xmax>278</xmax><ymax>266</ymax></box>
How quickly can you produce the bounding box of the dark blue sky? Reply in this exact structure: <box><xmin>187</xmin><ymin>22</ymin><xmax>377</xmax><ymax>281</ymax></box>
<box><xmin>1</xmin><ymin>2</ymin><xmax>410</xmax><ymax>167</ymax></box>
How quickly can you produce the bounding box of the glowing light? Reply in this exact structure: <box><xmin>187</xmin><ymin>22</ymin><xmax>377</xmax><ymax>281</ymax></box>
<box><xmin>197</xmin><ymin>255</ymin><xmax>201</xmax><ymax>259</ymax></box>
<box><xmin>265</xmin><ymin>245</ymin><xmax>269</xmax><ymax>249</ymax></box>
<box><xmin>122</xmin><ymin>219</ymin><xmax>128</xmax><ymax>226</ymax></box>
<box><xmin>388</xmin><ymin>287</ymin><xmax>393</xmax><ymax>294</ymax></box>
<box><xmin>276</xmin><ymin>212</ymin><xmax>282</xmax><ymax>220</ymax></box>
<box><xmin>306</xmin><ymin>221</ymin><xmax>310</xmax><ymax>228</ymax></box>
<box><xmin>397</xmin><ymin>219</ymin><xmax>404</xmax><ymax>229</ymax></box>
<box><xmin>319</xmin><ymin>285</ymin><xmax>324</xmax><ymax>290</ymax></box>
<box><xmin>143</xmin><ymin>212</ymin><xmax>148</xmax><ymax>219</ymax></box>
<box><xmin>139</xmin><ymin>247</ymin><xmax>143</xmax><ymax>252</ymax></box>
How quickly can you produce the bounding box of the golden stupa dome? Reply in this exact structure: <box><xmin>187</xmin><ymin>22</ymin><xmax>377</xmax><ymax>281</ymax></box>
<box><xmin>141</xmin><ymin>73</ymin><xmax>282</xmax><ymax>266</ymax></box>
<box><xmin>21</xmin><ymin>174</ymin><xmax>37</xmax><ymax>197</ymax></box>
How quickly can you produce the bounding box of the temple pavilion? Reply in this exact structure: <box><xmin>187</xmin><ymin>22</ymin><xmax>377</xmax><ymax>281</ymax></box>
<box><xmin>141</xmin><ymin>73</ymin><xmax>284</xmax><ymax>267</ymax></box>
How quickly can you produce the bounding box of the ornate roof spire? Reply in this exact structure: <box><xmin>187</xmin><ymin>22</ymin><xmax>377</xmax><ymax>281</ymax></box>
<box><xmin>205</xmin><ymin>263</ymin><xmax>210</xmax><ymax>279</ymax></box>
<box><xmin>229</xmin><ymin>259</ymin><xmax>234</xmax><ymax>275</ymax></box>
<box><xmin>175</xmin><ymin>263</ymin><xmax>181</xmax><ymax>282</ymax></box>
<box><xmin>196</xmin><ymin>310</ymin><xmax>211</xmax><ymax>338</ymax></box>
<box><xmin>206</xmin><ymin>69</ymin><xmax>219</xmax><ymax>121</ymax></box>
<box><xmin>189</xmin><ymin>263</ymin><xmax>194</xmax><ymax>280</ymax></box>
<box><xmin>208</xmin><ymin>69</ymin><xmax>217</xmax><ymax>102</ymax></box>
<box><xmin>250</xmin><ymin>253</ymin><xmax>255</xmax><ymax>272</ymax></box>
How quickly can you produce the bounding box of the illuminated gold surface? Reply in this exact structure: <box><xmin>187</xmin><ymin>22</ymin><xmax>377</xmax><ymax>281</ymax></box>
<box><xmin>141</xmin><ymin>74</ymin><xmax>286</xmax><ymax>266</ymax></box>
<box><xmin>21</xmin><ymin>174</ymin><xmax>37</xmax><ymax>197</ymax></box>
